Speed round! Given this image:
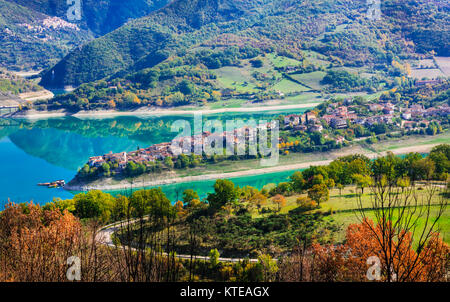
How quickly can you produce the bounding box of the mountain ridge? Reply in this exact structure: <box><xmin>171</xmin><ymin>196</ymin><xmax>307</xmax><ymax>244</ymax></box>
<box><xmin>5</xmin><ymin>0</ymin><xmax>171</xmax><ymax>36</ymax></box>
<box><xmin>0</xmin><ymin>0</ymin><xmax>92</xmax><ymax>71</ymax></box>
<box><xmin>39</xmin><ymin>0</ymin><xmax>449</xmax><ymax>88</ymax></box>
<box><xmin>0</xmin><ymin>0</ymin><xmax>172</xmax><ymax>71</ymax></box>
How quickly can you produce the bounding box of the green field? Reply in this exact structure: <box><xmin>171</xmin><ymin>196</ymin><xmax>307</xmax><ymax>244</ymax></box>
<box><xmin>214</xmin><ymin>66</ymin><xmax>261</xmax><ymax>93</ymax></box>
<box><xmin>262</xmin><ymin>185</ymin><xmax>450</xmax><ymax>245</ymax></box>
<box><xmin>374</xmin><ymin>132</ymin><xmax>450</xmax><ymax>152</ymax></box>
<box><xmin>266</xmin><ymin>53</ymin><xmax>303</xmax><ymax>68</ymax></box>
<box><xmin>289</xmin><ymin>71</ymin><xmax>327</xmax><ymax>90</ymax></box>
<box><xmin>325</xmin><ymin>205</ymin><xmax>449</xmax><ymax>245</ymax></box>
<box><xmin>302</xmin><ymin>50</ymin><xmax>332</xmax><ymax>68</ymax></box>
<box><xmin>272</xmin><ymin>78</ymin><xmax>311</xmax><ymax>93</ymax></box>
<box><xmin>282</xmin><ymin>92</ymin><xmax>322</xmax><ymax>104</ymax></box>
<box><xmin>213</xmin><ymin>53</ymin><xmax>316</xmax><ymax>95</ymax></box>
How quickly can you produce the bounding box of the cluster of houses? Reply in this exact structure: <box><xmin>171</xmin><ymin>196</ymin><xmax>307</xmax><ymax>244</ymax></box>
<box><xmin>324</xmin><ymin>102</ymin><xmax>396</xmax><ymax>128</ymax></box>
<box><xmin>87</xmin><ymin>138</ymin><xmax>201</xmax><ymax>171</ymax></box>
<box><xmin>20</xmin><ymin>17</ymin><xmax>80</xmax><ymax>33</ymax></box>
<box><xmin>400</xmin><ymin>104</ymin><xmax>450</xmax><ymax>120</ymax></box>
<box><xmin>285</xmin><ymin>111</ymin><xmax>354</xmax><ymax>145</ymax></box>
<box><xmin>87</xmin><ymin>123</ymin><xmax>277</xmax><ymax>171</ymax></box>
<box><xmin>399</xmin><ymin>104</ymin><xmax>450</xmax><ymax>130</ymax></box>
<box><xmin>367</xmin><ymin>102</ymin><xmax>449</xmax><ymax>128</ymax></box>
<box><xmin>284</xmin><ymin>112</ymin><xmax>323</xmax><ymax>132</ymax></box>
<box><xmin>322</xmin><ymin>105</ymin><xmax>358</xmax><ymax>129</ymax></box>
<box><xmin>283</xmin><ymin>98</ymin><xmax>448</xmax><ymax>142</ymax></box>
<box><xmin>88</xmin><ymin>137</ymin><xmax>199</xmax><ymax>171</ymax></box>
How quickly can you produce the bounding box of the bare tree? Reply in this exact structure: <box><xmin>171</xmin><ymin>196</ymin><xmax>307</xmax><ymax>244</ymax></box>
<box><xmin>356</xmin><ymin>178</ymin><xmax>448</xmax><ymax>282</ymax></box>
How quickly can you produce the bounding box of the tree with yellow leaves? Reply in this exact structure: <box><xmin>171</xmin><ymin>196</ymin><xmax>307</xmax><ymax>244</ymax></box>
<box><xmin>272</xmin><ymin>194</ymin><xmax>286</xmax><ymax>212</ymax></box>
<box><xmin>107</xmin><ymin>99</ymin><xmax>116</xmax><ymax>109</ymax></box>
<box><xmin>211</xmin><ymin>90</ymin><xmax>222</xmax><ymax>101</ymax></box>
<box><xmin>175</xmin><ymin>200</ymin><xmax>185</xmax><ymax>215</ymax></box>
<box><xmin>249</xmin><ymin>192</ymin><xmax>267</xmax><ymax>213</ymax></box>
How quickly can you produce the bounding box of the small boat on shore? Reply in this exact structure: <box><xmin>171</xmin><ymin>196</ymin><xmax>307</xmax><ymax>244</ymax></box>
<box><xmin>37</xmin><ymin>180</ymin><xmax>65</xmax><ymax>188</ymax></box>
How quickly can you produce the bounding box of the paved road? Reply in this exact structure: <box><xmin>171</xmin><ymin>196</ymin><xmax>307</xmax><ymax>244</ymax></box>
<box><xmin>96</xmin><ymin>219</ymin><xmax>259</xmax><ymax>263</ymax></box>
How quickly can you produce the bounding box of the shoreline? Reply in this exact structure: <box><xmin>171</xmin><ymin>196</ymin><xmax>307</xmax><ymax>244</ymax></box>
<box><xmin>11</xmin><ymin>103</ymin><xmax>321</xmax><ymax>120</ymax></box>
<box><xmin>65</xmin><ymin>143</ymin><xmax>440</xmax><ymax>192</ymax></box>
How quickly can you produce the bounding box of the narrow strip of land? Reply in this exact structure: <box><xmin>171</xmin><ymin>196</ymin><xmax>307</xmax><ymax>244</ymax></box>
<box><xmin>65</xmin><ymin>143</ymin><xmax>440</xmax><ymax>192</ymax></box>
<box><xmin>13</xmin><ymin>103</ymin><xmax>321</xmax><ymax>119</ymax></box>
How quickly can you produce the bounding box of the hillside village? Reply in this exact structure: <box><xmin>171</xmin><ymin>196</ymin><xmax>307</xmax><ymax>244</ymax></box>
<box><xmin>85</xmin><ymin>123</ymin><xmax>274</xmax><ymax>177</ymax></box>
<box><xmin>80</xmin><ymin>86</ymin><xmax>449</xmax><ymax>181</ymax></box>
<box><xmin>286</xmin><ymin>99</ymin><xmax>449</xmax><ymax>133</ymax></box>
<box><xmin>20</xmin><ymin>17</ymin><xmax>80</xmax><ymax>32</ymax></box>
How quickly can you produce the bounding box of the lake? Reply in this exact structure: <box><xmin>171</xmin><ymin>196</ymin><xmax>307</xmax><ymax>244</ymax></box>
<box><xmin>0</xmin><ymin>109</ymin><xmax>309</xmax><ymax>207</ymax></box>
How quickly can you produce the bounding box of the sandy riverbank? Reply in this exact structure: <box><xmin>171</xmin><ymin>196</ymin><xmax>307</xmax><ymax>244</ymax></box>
<box><xmin>12</xmin><ymin>103</ymin><xmax>321</xmax><ymax>119</ymax></box>
<box><xmin>65</xmin><ymin>143</ymin><xmax>441</xmax><ymax>192</ymax></box>
<box><xmin>65</xmin><ymin>160</ymin><xmax>333</xmax><ymax>191</ymax></box>
<box><xmin>384</xmin><ymin>144</ymin><xmax>441</xmax><ymax>155</ymax></box>
<box><xmin>19</xmin><ymin>90</ymin><xmax>54</xmax><ymax>102</ymax></box>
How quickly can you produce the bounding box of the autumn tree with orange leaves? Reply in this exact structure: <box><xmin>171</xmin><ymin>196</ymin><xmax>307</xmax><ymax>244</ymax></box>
<box><xmin>311</xmin><ymin>218</ymin><xmax>449</xmax><ymax>282</ymax></box>
<box><xmin>354</xmin><ymin>179</ymin><xmax>449</xmax><ymax>282</ymax></box>
<box><xmin>273</xmin><ymin>194</ymin><xmax>286</xmax><ymax>212</ymax></box>
<box><xmin>279</xmin><ymin>178</ymin><xmax>449</xmax><ymax>282</ymax></box>
<box><xmin>310</xmin><ymin>178</ymin><xmax>449</xmax><ymax>282</ymax></box>
<box><xmin>0</xmin><ymin>202</ymin><xmax>119</xmax><ymax>282</ymax></box>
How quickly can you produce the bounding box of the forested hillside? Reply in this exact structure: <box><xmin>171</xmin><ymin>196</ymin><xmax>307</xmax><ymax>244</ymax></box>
<box><xmin>383</xmin><ymin>0</ymin><xmax>449</xmax><ymax>56</ymax></box>
<box><xmin>39</xmin><ymin>0</ymin><xmax>449</xmax><ymax>88</ymax></box>
<box><xmin>0</xmin><ymin>0</ymin><xmax>170</xmax><ymax>71</ymax></box>
<box><xmin>6</xmin><ymin>0</ymin><xmax>171</xmax><ymax>36</ymax></box>
<box><xmin>0</xmin><ymin>0</ymin><xmax>91</xmax><ymax>71</ymax></box>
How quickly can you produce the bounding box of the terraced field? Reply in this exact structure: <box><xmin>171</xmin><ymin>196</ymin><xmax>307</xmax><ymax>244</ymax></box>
<box><xmin>213</xmin><ymin>54</ymin><xmax>313</xmax><ymax>94</ymax></box>
<box><xmin>435</xmin><ymin>56</ymin><xmax>450</xmax><ymax>77</ymax></box>
<box><xmin>289</xmin><ymin>71</ymin><xmax>327</xmax><ymax>90</ymax></box>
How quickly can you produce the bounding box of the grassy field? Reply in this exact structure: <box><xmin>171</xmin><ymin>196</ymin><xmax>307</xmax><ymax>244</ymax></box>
<box><xmin>213</xmin><ymin>53</ymin><xmax>321</xmax><ymax>95</ymax></box>
<box><xmin>207</xmin><ymin>52</ymin><xmax>331</xmax><ymax>108</ymax></box>
<box><xmin>263</xmin><ymin>185</ymin><xmax>446</xmax><ymax>213</ymax></box>
<box><xmin>282</xmin><ymin>92</ymin><xmax>322</xmax><ymax>104</ymax></box>
<box><xmin>435</xmin><ymin>56</ymin><xmax>450</xmax><ymax>76</ymax></box>
<box><xmin>302</xmin><ymin>50</ymin><xmax>331</xmax><ymax>68</ymax></box>
<box><xmin>206</xmin><ymin>98</ymin><xmax>250</xmax><ymax>109</ymax></box>
<box><xmin>374</xmin><ymin>132</ymin><xmax>450</xmax><ymax>152</ymax></box>
<box><xmin>325</xmin><ymin>206</ymin><xmax>449</xmax><ymax>245</ymax></box>
<box><xmin>272</xmin><ymin>78</ymin><xmax>311</xmax><ymax>93</ymax></box>
<box><xmin>204</xmin><ymin>97</ymin><xmax>321</xmax><ymax>109</ymax></box>
<box><xmin>266</xmin><ymin>53</ymin><xmax>302</xmax><ymax>68</ymax></box>
<box><xmin>289</xmin><ymin>71</ymin><xmax>327</xmax><ymax>90</ymax></box>
<box><xmin>410</xmin><ymin>68</ymin><xmax>445</xmax><ymax>79</ymax></box>
<box><xmin>261</xmin><ymin>185</ymin><xmax>449</xmax><ymax>245</ymax></box>
<box><xmin>214</xmin><ymin>66</ymin><xmax>261</xmax><ymax>93</ymax></box>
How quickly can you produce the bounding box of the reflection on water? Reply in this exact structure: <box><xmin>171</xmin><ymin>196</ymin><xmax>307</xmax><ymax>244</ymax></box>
<box><xmin>9</xmin><ymin>128</ymin><xmax>139</xmax><ymax>171</ymax></box>
<box><xmin>0</xmin><ymin>109</ymin><xmax>308</xmax><ymax>206</ymax></box>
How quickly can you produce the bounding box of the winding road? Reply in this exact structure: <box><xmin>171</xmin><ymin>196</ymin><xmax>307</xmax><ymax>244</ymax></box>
<box><xmin>96</xmin><ymin>219</ymin><xmax>259</xmax><ymax>263</ymax></box>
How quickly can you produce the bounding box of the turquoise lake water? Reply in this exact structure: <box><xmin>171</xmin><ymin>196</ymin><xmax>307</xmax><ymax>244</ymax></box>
<box><xmin>0</xmin><ymin>109</ymin><xmax>308</xmax><ymax>207</ymax></box>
